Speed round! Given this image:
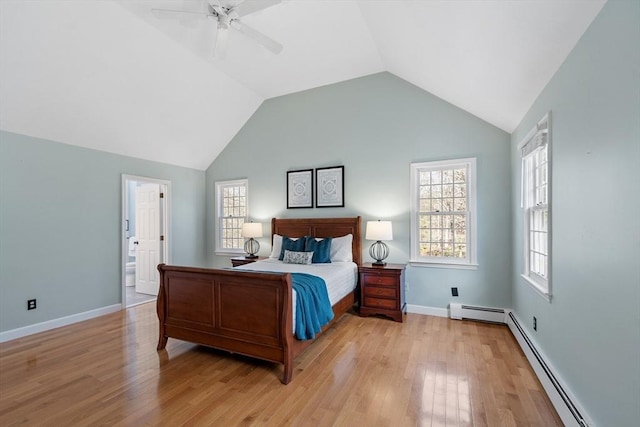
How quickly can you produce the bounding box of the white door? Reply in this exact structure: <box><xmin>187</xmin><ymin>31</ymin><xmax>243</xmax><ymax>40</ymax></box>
<box><xmin>135</xmin><ymin>184</ymin><xmax>161</xmax><ymax>295</ymax></box>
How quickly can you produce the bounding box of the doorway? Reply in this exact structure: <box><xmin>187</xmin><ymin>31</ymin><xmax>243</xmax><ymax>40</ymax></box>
<box><xmin>121</xmin><ymin>175</ymin><xmax>170</xmax><ymax>308</ymax></box>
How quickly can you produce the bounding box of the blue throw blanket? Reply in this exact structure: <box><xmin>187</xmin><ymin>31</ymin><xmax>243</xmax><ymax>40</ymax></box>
<box><xmin>291</xmin><ymin>273</ymin><xmax>334</xmax><ymax>340</ymax></box>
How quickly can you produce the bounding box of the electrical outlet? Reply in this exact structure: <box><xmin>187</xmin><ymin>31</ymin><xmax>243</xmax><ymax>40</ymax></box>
<box><xmin>533</xmin><ymin>316</ymin><xmax>537</xmax><ymax>331</ymax></box>
<box><xmin>451</xmin><ymin>287</ymin><xmax>459</xmax><ymax>297</ymax></box>
<box><xmin>27</xmin><ymin>299</ymin><xmax>37</xmax><ymax>310</ymax></box>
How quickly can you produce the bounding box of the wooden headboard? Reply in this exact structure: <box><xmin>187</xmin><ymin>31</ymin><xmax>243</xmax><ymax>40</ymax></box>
<box><xmin>271</xmin><ymin>217</ymin><xmax>362</xmax><ymax>265</ymax></box>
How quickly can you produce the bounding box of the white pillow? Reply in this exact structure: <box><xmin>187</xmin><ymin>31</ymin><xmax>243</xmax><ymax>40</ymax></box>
<box><xmin>269</xmin><ymin>234</ymin><xmax>283</xmax><ymax>258</ymax></box>
<box><xmin>330</xmin><ymin>234</ymin><xmax>353</xmax><ymax>262</ymax></box>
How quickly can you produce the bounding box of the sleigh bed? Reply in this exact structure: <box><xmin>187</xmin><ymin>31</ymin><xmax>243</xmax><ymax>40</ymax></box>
<box><xmin>156</xmin><ymin>216</ymin><xmax>362</xmax><ymax>384</ymax></box>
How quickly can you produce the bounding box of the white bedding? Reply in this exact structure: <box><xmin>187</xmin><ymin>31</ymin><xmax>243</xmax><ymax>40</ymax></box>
<box><xmin>235</xmin><ymin>259</ymin><xmax>358</xmax><ymax>333</ymax></box>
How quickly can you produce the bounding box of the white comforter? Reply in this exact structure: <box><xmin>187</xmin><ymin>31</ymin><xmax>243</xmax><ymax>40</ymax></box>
<box><xmin>235</xmin><ymin>259</ymin><xmax>358</xmax><ymax>332</ymax></box>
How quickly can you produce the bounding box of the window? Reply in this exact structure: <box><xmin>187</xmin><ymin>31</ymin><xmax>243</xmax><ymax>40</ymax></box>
<box><xmin>215</xmin><ymin>179</ymin><xmax>248</xmax><ymax>254</ymax></box>
<box><xmin>520</xmin><ymin>113</ymin><xmax>551</xmax><ymax>299</ymax></box>
<box><xmin>410</xmin><ymin>158</ymin><xmax>477</xmax><ymax>269</ymax></box>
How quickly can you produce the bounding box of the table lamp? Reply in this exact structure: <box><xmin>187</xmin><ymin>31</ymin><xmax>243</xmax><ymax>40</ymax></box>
<box><xmin>365</xmin><ymin>220</ymin><xmax>393</xmax><ymax>266</ymax></box>
<box><xmin>241</xmin><ymin>222</ymin><xmax>263</xmax><ymax>259</ymax></box>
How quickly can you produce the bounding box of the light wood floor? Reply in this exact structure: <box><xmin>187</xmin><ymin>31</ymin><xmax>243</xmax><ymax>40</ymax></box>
<box><xmin>0</xmin><ymin>302</ymin><xmax>562</xmax><ymax>426</ymax></box>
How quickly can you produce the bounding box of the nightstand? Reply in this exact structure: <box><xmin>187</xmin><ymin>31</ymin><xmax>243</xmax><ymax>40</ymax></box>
<box><xmin>359</xmin><ymin>263</ymin><xmax>406</xmax><ymax>322</ymax></box>
<box><xmin>230</xmin><ymin>256</ymin><xmax>266</xmax><ymax>267</ymax></box>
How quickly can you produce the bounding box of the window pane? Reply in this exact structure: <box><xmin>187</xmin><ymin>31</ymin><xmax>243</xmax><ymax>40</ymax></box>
<box><xmin>420</xmin><ymin>185</ymin><xmax>430</xmax><ymax>198</ymax></box>
<box><xmin>442</xmin><ymin>243</ymin><xmax>453</xmax><ymax>257</ymax></box>
<box><xmin>412</xmin><ymin>159</ymin><xmax>475</xmax><ymax>263</ymax></box>
<box><xmin>454</xmin><ymin>168</ymin><xmax>466</xmax><ymax>183</ymax></box>
<box><xmin>521</xmin><ymin>120</ymin><xmax>550</xmax><ymax>288</ymax></box>
<box><xmin>420</xmin><ymin>171</ymin><xmax>430</xmax><ymax>185</ymax></box>
<box><xmin>217</xmin><ymin>181</ymin><xmax>248</xmax><ymax>251</ymax></box>
<box><xmin>454</xmin><ymin>198</ymin><xmax>467</xmax><ymax>211</ymax></box>
<box><xmin>454</xmin><ymin>184</ymin><xmax>466</xmax><ymax>198</ymax></box>
<box><xmin>430</xmin><ymin>243</ymin><xmax>442</xmax><ymax>256</ymax></box>
<box><xmin>432</xmin><ymin>185</ymin><xmax>442</xmax><ymax>198</ymax></box>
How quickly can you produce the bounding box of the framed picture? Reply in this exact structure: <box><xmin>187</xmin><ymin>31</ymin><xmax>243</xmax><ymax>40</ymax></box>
<box><xmin>287</xmin><ymin>169</ymin><xmax>314</xmax><ymax>209</ymax></box>
<box><xmin>316</xmin><ymin>166</ymin><xmax>344</xmax><ymax>208</ymax></box>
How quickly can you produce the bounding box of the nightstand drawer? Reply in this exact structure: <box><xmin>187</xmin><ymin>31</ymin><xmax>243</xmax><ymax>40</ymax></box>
<box><xmin>363</xmin><ymin>286</ymin><xmax>396</xmax><ymax>298</ymax></box>
<box><xmin>362</xmin><ymin>274</ymin><xmax>397</xmax><ymax>287</ymax></box>
<box><xmin>363</xmin><ymin>297</ymin><xmax>397</xmax><ymax>310</ymax></box>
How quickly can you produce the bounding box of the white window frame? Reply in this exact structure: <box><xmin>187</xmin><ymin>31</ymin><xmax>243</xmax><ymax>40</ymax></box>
<box><xmin>519</xmin><ymin>112</ymin><xmax>552</xmax><ymax>301</ymax></box>
<box><xmin>410</xmin><ymin>157</ymin><xmax>478</xmax><ymax>270</ymax></box>
<box><xmin>215</xmin><ymin>179</ymin><xmax>248</xmax><ymax>255</ymax></box>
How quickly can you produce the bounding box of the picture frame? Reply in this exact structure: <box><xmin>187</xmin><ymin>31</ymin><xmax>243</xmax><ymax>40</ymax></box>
<box><xmin>287</xmin><ymin>169</ymin><xmax>314</xmax><ymax>209</ymax></box>
<box><xmin>316</xmin><ymin>166</ymin><xmax>344</xmax><ymax>208</ymax></box>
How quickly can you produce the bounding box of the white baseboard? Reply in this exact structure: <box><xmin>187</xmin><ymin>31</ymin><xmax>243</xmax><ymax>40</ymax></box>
<box><xmin>406</xmin><ymin>304</ymin><xmax>449</xmax><ymax>318</ymax></box>
<box><xmin>0</xmin><ymin>304</ymin><xmax>122</xmax><ymax>343</ymax></box>
<box><xmin>507</xmin><ymin>311</ymin><xmax>593</xmax><ymax>427</ymax></box>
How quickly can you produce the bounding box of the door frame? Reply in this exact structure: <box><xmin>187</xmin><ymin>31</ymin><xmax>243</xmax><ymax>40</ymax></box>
<box><xmin>121</xmin><ymin>174</ymin><xmax>171</xmax><ymax>308</ymax></box>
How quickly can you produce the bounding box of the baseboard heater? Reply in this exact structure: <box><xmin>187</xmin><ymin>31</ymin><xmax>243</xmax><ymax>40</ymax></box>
<box><xmin>507</xmin><ymin>312</ymin><xmax>590</xmax><ymax>427</ymax></box>
<box><xmin>449</xmin><ymin>303</ymin><xmax>506</xmax><ymax>324</ymax></box>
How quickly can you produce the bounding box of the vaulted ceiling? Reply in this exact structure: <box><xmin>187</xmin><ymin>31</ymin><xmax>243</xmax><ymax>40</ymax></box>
<box><xmin>0</xmin><ymin>0</ymin><xmax>606</xmax><ymax>170</ymax></box>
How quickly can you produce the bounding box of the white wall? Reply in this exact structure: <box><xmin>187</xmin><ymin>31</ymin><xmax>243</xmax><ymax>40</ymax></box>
<box><xmin>0</xmin><ymin>131</ymin><xmax>207</xmax><ymax>332</ymax></box>
<box><xmin>206</xmin><ymin>72</ymin><xmax>513</xmax><ymax>311</ymax></box>
<box><xmin>509</xmin><ymin>1</ymin><xmax>640</xmax><ymax>425</ymax></box>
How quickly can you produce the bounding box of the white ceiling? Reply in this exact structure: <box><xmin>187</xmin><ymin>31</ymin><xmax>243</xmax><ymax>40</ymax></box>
<box><xmin>0</xmin><ymin>0</ymin><xmax>606</xmax><ymax>170</ymax></box>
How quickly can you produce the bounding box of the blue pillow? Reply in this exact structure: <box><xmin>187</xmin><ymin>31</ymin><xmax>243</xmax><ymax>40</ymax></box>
<box><xmin>305</xmin><ymin>237</ymin><xmax>332</xmax><ymax>263</ymax></box>
<box><xmin>278</xmin><ymin>236</ymin><xmax>306</xmax><ymax>260</ymax></box>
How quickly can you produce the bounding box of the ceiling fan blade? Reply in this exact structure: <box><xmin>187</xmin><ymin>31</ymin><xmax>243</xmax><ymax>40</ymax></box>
<box><xmin>214</xmin><ymin>27</ymin><xmax>229</xmax><ymax>59</ymax></box>
<box><xmin>231</xmin><ymin>0</ymin><xmax>282</xmax><ymax>18</ymax></box>
<box><xmin>151</xmin><ymin>8</ymin><xmax>212</xmax><ymax>19</ymax></box>
<box><xmin>231</xmin><ymin>21</ymin><xmax>283</xmax><ymax>54</ymax></box>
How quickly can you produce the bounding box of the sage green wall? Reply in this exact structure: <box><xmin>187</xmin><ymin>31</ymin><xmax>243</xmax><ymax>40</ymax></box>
<box><xmin>206</xmin><ymin>72</ymin><xmax>512</xmax><ymax>310</ymax></box>
<box><xmin>510</xmin><ymin>1</ymin><xmax>640</xmax><ymax>425</ymax></box>
<box><xmin>0</xmin><ymin>131</ymin><xmax>206</xmax><ymax>332</ymax></box>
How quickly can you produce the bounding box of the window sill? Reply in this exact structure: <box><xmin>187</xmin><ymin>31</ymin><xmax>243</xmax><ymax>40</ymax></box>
<box><xmin>410</xmin><ymin>260</ymin><xmax>478</xmax><ymax>270</ymax></box>
<box><xmin>215</xmin><ymin>250</ymin><xmax>244</xmax><ymax>257</ymax></box>
<box><xmin>521</xmin><ymin>274</ymin><xmax>552</xmax><ymax>302</ymax></box>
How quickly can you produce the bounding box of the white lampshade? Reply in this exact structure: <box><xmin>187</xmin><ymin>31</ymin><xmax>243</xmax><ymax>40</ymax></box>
<box><xmin>241</xmin><ymin>222</ymin><xmax>263</xmax><ymax>238</ymax></box>
<box><xmin>365</xmin><ymin>220</ymin><xmax>393</xmax><ymax>241</ymax></box>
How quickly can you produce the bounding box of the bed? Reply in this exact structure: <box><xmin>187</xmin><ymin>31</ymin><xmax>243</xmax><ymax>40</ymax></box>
<box><xmin>156</xmin><ymin>216</ymin><xmax>362</xmax><ymax>384</ymax></box>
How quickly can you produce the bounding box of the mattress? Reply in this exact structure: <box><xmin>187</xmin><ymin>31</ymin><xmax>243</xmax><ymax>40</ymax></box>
<box><xmin>235</xmin><ymin>259</ymin><xmax>358</xmax><ymax>333</ymax></box>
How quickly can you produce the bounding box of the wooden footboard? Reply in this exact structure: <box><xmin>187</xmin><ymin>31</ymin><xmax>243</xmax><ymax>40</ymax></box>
<box><xmin>156</xmin><ymin>264</ymin><xmax>354</xmax><ymax>384</ymax></box>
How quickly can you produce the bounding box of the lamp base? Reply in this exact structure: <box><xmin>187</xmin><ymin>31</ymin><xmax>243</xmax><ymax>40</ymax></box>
<box><xmin>369</xmin><ymin>241</ymin><xmax>389</xmax><ymax>267</ymax></box>
<box><xmin>244</xmin><ymin>238</ymin><xmax>260</xmax><ymax>259</ymax></box>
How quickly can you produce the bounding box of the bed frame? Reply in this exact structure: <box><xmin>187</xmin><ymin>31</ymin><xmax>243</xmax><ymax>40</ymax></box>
<box><xmin>156</xmin><ymin>216</ymin><xmax>362</xmax><ymax>384</ymax></box>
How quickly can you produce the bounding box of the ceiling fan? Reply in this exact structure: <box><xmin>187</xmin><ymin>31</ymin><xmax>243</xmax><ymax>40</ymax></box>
<box><xmin>151</xmin><ymin>0</ymin><xmax>283</xmax><ymax>57</ymax></box>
